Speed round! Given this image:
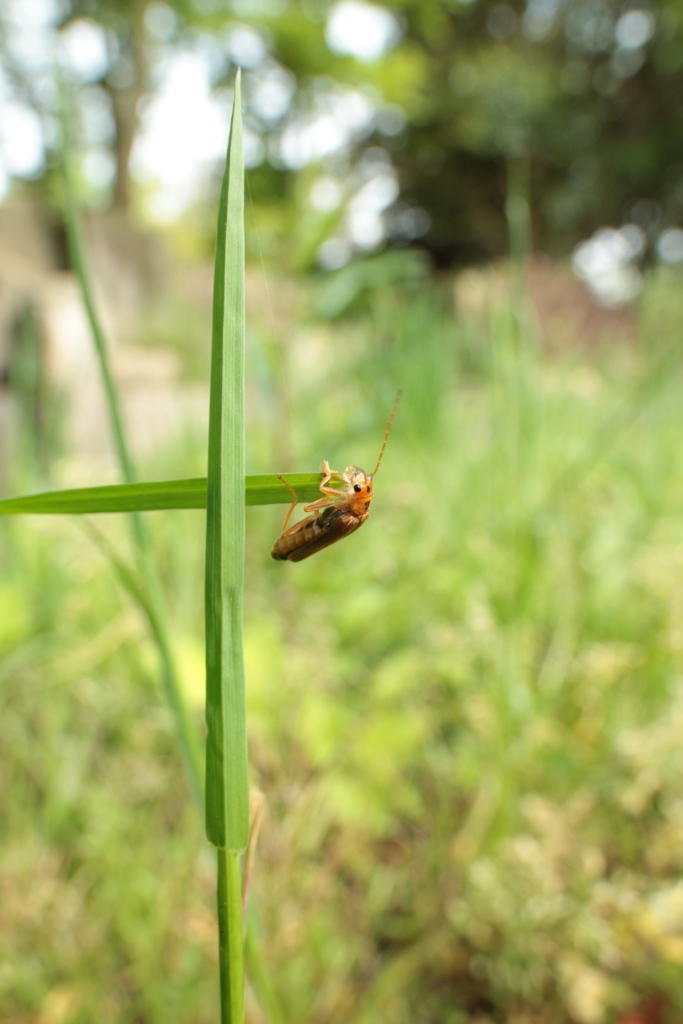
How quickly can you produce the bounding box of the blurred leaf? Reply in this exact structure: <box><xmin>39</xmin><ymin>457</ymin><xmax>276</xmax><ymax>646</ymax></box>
<box><xmin>313</xmin><ymin>250</ymin><xmax>431</xmax><ymax>320</ymax></box>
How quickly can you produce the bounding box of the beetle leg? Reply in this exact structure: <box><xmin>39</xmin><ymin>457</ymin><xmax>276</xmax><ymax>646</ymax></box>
<box><xmin>276</xmin><ymin>474</ymin><xmax>299</xmax><ymax>533</ymax></box>
<box><xmin>281</xmin><ymin>513</ymin><xmax>315</xmax><ymax>537</ymax></box>
<box><xmin>320</xmin><ymin>459</ymin><xmax>335</xmax><ymax>487</ymax></box>
<box><xmin>303</xmin><ymin>495</ymin><xmax>338</xmax><ymax>513</ymax></box>
<box><xmin>317</xmin><ymin>459</ymin><xmax>349</xmax><ymax>500</ymax></box>
<box><xmin>280</xmin><ymin>462</ymin><xmax>348</xmax><ymax>526</ymax></box>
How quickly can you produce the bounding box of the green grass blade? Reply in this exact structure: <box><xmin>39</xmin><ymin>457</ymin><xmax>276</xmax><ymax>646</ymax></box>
<box><xmin>0</xmin><ymin>474</ymin><xmax>322</xmax><ymax>516</ymax></box>
<box><xmin>205</xmin><ymin>70</ymin><xmax>248</xmax><ymax>1024</ymax></box>
<box><xmin>57</xmin><ymin>76</ymin><xmax>204</xmax><ymax>805</ymax></box>
<box><xmin>205</xmin><ymin>70</ymin><xmax>249</xmax><ymax>852</ymax></box>
<box><xmin>205</xmin><ymin>69</ymin><xmax>249</xmax><ymax>854</ymax></box>
<box><xmin>79</xmin><ymin>519</ymin><xmax>153</xmax><ymax>612</ymax></box>
<box><xmin>58</xmin><ymin>74</ymin><xmax>138</xmax><ymax>492</ymax></box>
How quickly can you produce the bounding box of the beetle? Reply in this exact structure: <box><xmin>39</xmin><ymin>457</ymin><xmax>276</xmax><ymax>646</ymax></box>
<box><xmin>270</xmin><ymin>389</ymin><xmax>402</xmax><ymax>562</ymax></box>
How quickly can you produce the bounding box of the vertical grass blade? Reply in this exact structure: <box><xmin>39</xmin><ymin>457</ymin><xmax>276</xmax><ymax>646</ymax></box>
<box><xmin>57</xmin><ymin>74</ymin><xmax>203</xmax><ymax>804</ymax></box>
<box><xmin>205</xmin><ymin>70</ymin><xmax>249</xmax><ymax>854</ymax></box>
<box><xmin>58</xmin><ymin>75</ymin><xmax>137</xmax><ymax>492</ymax></box>
<box><xmin>56</xmin><ymin>71</ymin><xmax>283</xmax><ymax>1024</ymax></box>
<box><xmin>205</xmin><ymin>69</ymin><xmax>249</xmax><ymax>1023</ymax></box>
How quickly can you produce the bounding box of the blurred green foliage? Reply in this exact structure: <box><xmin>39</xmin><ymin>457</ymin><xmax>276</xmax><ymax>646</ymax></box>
<box><xmin>3</xmin><ymin>0</ymin><xmax>682</xmax><ymax>266</ymax></box>
<box><xmin>3</xmin><ymin>267</ymin><xmax>683</xmax><ymax>1021</ymax></box>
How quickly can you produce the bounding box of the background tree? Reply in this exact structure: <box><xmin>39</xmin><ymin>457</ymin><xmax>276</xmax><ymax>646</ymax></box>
<box><xmin>1</xmin><ymin>0</ymin><xmax>682</xmax><ymax>266</ymax></box>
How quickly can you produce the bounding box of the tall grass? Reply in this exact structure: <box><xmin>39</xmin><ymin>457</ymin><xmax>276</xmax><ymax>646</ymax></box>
<box><xmin>203</xmin><ymin>70</ymin><xmax>248</xmax><ymax>1021</ymax></box>
<box><xmin>4</xmin><ymin>97</ymin><xmax>683</xmax><ymax>1024</ymax></box>
<box><xmin>17</xmin><ymin>71</ymin><xmax>276</xmax><ymax>1023</ymax></box>
<box><xmin>4</xmin><ymin>265</ymin><xmax>683</xmax><ymax>1020</ymax></box>
<box><xmin>0</xmin><ymin>73</ymin><xmax>319</xmax><ymax>1021</ymax></box>
<box><xmin>57</xmin><ymin>73</ymin><xmax>203</xmax><ymax>805</ymax></box>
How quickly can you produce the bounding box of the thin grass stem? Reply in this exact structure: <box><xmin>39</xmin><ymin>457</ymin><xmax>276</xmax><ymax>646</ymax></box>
<box><xmin>217</xmin><ymin>848</ymin><xmax>245</xmax><ymax>1024</ymax></box>
<box><xmin>57</xmin><ymin>74</ymin><xmax>203</xmax><ymax>804</ymax></box>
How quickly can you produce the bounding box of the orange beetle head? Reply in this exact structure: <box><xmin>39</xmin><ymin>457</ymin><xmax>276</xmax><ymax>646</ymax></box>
<box><xmin>346</xmin><ymin>466</ymin><xmax>373</xmax><ymax>514</ymax></box>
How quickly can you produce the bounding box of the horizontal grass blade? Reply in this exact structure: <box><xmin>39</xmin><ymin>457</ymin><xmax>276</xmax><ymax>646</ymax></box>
<box><xmin>0</xmin><ymin>475</ymin><xmax>322</xmax><ymax>516</ymax></box>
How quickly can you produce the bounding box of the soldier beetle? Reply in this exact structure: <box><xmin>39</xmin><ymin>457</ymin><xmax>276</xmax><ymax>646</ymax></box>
<box><xmin>271</xmin><ymin>389</ymin><xmax>402</xmax><ymax>562</ymax></box>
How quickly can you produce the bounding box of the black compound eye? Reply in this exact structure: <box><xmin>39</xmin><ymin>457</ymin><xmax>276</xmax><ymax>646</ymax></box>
<box><xmin>353</xmin><ymin>484</ymin><xmax>362</xmax><ymax>493</ymax></box>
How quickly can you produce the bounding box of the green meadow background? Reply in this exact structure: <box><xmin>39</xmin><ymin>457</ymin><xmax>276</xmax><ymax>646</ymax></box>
<box><xmin>3</xmin><ymin>1</ymin><xmax>683</xmax><ymax>1022</ymax></box>
<box><xmin>4</xmin><ymin>270</ymin><xmax>683</xmax><ymax>1022</ymax></box>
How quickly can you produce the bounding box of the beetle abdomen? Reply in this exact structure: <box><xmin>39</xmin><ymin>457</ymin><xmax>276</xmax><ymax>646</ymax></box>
<box><xmin>271</xmin><ymin>506</ymin><xmax>368</xmax><ymax>562</ymax></box>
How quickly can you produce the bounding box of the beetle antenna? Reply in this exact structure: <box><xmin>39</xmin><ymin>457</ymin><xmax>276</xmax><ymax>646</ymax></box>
<box><xmin>372</xmin><ymin>388</ymin><xmax>403</xmax><ymax>475</ymax></box>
